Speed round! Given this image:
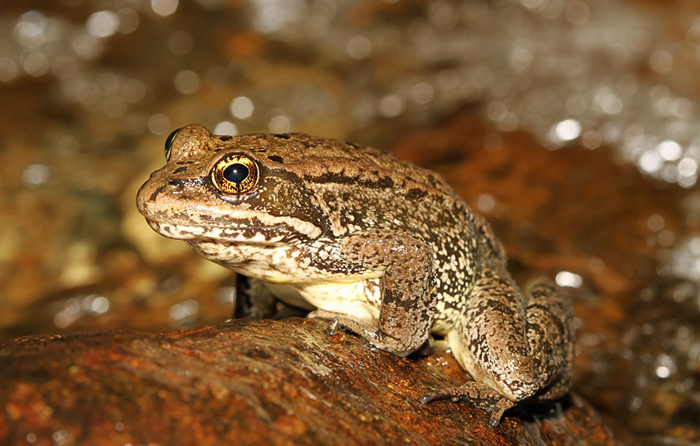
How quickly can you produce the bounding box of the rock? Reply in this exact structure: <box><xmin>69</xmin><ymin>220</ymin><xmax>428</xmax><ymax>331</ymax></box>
<box><xmin>0</xmin><ymin>318</ymin><xmax>623</xmax><ymax>446</ymax></box>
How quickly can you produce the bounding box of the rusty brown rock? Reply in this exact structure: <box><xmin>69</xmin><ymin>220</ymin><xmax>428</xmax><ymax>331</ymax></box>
<box><xmin>1</xmin><ymin>318</ymin><xmax>622</xmax><ymax>446</ymax></box>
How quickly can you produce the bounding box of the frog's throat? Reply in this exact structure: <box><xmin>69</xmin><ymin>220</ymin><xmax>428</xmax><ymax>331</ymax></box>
<box><xmin>146</xmin><ymin>220</ymin><xmax>321</xmax><ymax>244</ymax></box>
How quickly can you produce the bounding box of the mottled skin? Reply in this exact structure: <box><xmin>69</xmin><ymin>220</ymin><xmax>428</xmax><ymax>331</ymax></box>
<box><xmin>136</xmin><ymin>124</ymin><xmax>574</xmax><ymax>426</ymax></box>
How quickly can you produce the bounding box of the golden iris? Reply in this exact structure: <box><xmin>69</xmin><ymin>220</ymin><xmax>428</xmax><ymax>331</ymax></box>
<box><xmin>211</xmin><ymin>154</ymin><xmax>259</xmax><ymax>195</ymax></box>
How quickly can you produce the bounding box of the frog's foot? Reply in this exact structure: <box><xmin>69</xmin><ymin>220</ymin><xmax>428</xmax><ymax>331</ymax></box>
<box><xmin>419</xmin><ymin>381</ymin><xmax>517</xmax><ymax>427</ymax></box>
<box><xmin>308</xmin><ymin>309</ymin><xmax>345</xmax><ymax>334</ymax></box>
<box><xmin>308</xmin><ymin>309</ymin><xmax>418</xmax><ymax>357</ymax></box>
<box><xmin>308</xmin><ymin>309</ymin><xmax>372</xmax><ymax>335</ymax></box>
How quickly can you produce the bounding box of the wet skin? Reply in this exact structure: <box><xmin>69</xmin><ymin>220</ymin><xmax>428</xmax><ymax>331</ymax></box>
<box><xmin>137</xmin><ymin>124</ymin><xmax>574</xmax><ymax>426</ymax></box>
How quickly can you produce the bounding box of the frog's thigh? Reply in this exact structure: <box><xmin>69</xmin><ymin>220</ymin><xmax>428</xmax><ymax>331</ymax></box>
<box><xmin>458</xmin><ymin>272</ymin><xmax>573</xmax><ymax>402</ymax></box>
<box><xmin>310</xmin><ymin>230</ymin><xmax>436</xmax><ymax>357</ymax></box>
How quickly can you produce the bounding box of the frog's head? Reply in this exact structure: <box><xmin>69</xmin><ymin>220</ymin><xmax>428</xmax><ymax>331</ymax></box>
<box><xmin>136</xmin><ymin>124</ymin><xmax>329</xmax><ymax>246</ymax></box>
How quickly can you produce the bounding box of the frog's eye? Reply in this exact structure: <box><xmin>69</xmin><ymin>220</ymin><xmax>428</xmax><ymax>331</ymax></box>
<box><xmin>211</xmin><ymin>154</ymin><xmax>259</xmax><ymax>195</ymax></box>
<box><xmin>164</xmin><ymin>128</ymin><xmax>181</xmax><ymax>162</ymax></box>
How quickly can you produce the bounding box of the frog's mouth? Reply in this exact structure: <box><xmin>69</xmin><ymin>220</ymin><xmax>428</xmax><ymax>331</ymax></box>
<box><xmin>146</xmin><ymin>220</ymin><xmax>319</xmax><ymax>244</ymax></box>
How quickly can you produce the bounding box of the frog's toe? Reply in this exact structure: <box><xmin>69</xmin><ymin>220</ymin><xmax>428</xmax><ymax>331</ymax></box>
<box><xmin>488</xmin><ymin>414</ymin><xmax>502</xmax><ymax>427</ymax></box>
<box><xmin>418</xmin><ymin>393</ymin><xmax>439</xmax><ymax>404</ymax></box>
<box><xmin>419</xmin><ymin>388</ymin><xmax>462</xmax><ymax>404</ymax></box>
<box><xmin>487</xmin><ymin>401</ymin><xmax>512</xmax><ymax>427</ymax></box>
<box><xmin>326</xmin><ymin>318</ymin><xmax>340</xmax><ymax>335</ymax></box>
<box><xmin>419</xmin><ymin>383</ymin><xmax>516</xmax><ymax>427</ymax></box>
<box><xmin>307</xmin><ymin>310</ymin><xmax>340</xmax><ymax>334</ymax></box>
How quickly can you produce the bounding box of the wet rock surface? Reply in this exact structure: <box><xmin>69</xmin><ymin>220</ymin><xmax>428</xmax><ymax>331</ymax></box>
<box><xmin>1</xmin><ymin>318</ymin><xmax>620</xmax><ymax>446</ymax></box>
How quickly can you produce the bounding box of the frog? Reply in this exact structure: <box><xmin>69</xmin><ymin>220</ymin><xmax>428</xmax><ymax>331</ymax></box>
<box><xmin>136</xmin><ymin>124</ymin><xmax>574</xmax><ymax>427</ymax></box>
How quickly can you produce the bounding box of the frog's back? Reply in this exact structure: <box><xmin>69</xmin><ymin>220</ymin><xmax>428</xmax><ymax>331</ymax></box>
<box><xmin>228</xmin><ymin>132</ymin><xmax>458</xmax><ymax>202</ymax></box>
<box><xmin>239</xmin><ymin>133</ymin><xmax>452</xmax><ymax>197</ymax></box>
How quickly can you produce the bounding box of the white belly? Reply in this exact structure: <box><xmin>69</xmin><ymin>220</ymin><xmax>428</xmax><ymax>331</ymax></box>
<box><xmin>264</xmin><ymin>279</ymin><xmax>382</xmax><ymax>323</ymax></box>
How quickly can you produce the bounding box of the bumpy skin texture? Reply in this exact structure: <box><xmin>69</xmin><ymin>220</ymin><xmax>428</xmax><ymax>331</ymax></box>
<box><xmin>136</xmin><ymin>124</ymin><xmax>574</xmax><ymax>426</ymax></box>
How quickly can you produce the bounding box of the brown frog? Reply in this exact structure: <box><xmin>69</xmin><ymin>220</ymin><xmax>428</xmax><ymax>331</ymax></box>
<box><xmin>136</xmin><ymin>124</ymin><xmax>574</xmax><ymax>426</ymax></box>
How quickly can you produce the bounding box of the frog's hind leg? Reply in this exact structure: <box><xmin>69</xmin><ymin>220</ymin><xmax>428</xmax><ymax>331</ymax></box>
<box><xmin>420</xmin><ymin>273</ymin><xmax>573</xmax><ymax>426</ymax></box>
<box><xmin>521</xmin><ymin>280</ymin><xmax>575</xmax><ymax>401</ymax></box>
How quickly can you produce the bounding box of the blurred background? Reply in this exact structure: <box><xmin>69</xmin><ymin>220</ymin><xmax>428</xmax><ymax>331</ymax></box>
<box><xmin>1</xmin><ymin>0</ymin><xmax>700</xmax><ymax>443</ymax></box>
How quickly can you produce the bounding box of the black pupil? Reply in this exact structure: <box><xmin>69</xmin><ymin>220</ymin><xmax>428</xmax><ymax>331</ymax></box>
<box><xmin>223</xmin><ymin>163</ymin><xmax>249</xmax><ymax>183</ymax></box>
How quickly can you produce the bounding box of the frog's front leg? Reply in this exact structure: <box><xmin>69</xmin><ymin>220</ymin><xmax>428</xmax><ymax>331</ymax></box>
<box><xmin>233</xmin><ymin>274</ymin><xmax>278</xmax><ymax>319</ymax></box>
<box><xmin>309</xmin><ymin>231</ymin><xmax>437</xmax><ymax>357</ymax></box>
<box><xmin>421</xmin><ymin>272</ymin><xmax>573</xmax><ymax>426</ymax></box>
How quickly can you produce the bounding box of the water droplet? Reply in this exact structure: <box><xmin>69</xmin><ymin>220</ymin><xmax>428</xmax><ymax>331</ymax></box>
<box><xmin>639</xmin><ymin>151</ymin><xmax>663</xmax><ymax>174</ymax></box>
<box><xmin>15</xmin><ymin>11</ymin><xmax>47</xmax><ymax>41</ymax></box>
<box><xmin>555</xmin><ymin>271</ymin><xmax>583</xmax><ymax>288</ymax></box>
<box><xmin>581</xmin><ymin>130</ymin><xmax>602</xmax><ymax>149</ymax></box>
<box><xmin>564</xmin><ymin>1</ymin><xmax>590</xmax><ymax>26</ymax></box>
<box><xmin>86</xmin><ymin>11</ymin><xmax>120</xmax><ymax>39</ymax></box>
<box><xmin>52</xmin><ymin>430</ymin><xmax>68</xmax><ymax>446</ymax></box>
<box><xmin>167</xmin><ymin>30</ymin><xmax>192</xmax><ymax>55</ymax></box>
<box><xmin>117</xmin><ymin>8</ymin><xmax>140</xmax><ymax>34</ymax></box>
<box><xmin>269</xmin><ymin>115</ymin><xmax>291</xmax><ymax>133</ymax></box>
<box><xmin>554</xmin><ymin>119</ymin><xmax>582</xmax><ymax>141</ymax></box>
<box><xmin>476</xmin><ymin>194</ymin><xmax>496</xmax><ymax>213</ymax></box>
<box><xmin>647</xmin><ymin>214</ymin><xmax>665</xmax><ymax>232</ymax></box>
<box><xmin>169</xmin><ymin>299</ymin><xmax>200</xmax><ymax>326</ymax></box>
<box><xmin>654</xmin><ymin>354</ymin><xmax>676</xmax><ymax>379</ymax></box>
<box><xmin>213</xmin><ymin>121</ymin><xmax>238</xmax><ymax>135</ymax></box>
<box><xmin>152</xmin><ymin>0</ymin><xmax>179</xmax><ymax>17</ymax></box>
<box><xmin>657</xmin><ymin>140</ymin><xmax>682</xmax><ymax>161</ymax></box>
<box><xmin>174</xmin><ymin>70</ymin><xmax>200</xmax><ymax>94</ymax></box>
<box><xmin>85</xmin><ymin>295</ymin><xmax>110</xmax><ymax>314</ymax></box>
<box><xmin>22</xmin><ymin>164</ymin><xmax>50</xmax><ymax>187</ymax></box>
<box><xmin>230</xmin><ymin>96</ymin><xmax>254</xmax><ymax>119</ymax></box>
<box><xmin>148</xmin><ymin>113</ymin><xmax>171</xmax><ymax>135</ymax></box>
<box><xmin>411</xmin><ymin>82</ymin><xmax>434</xmax><ymax>105</ymax></box>
<box><xmin>54</xmin><ymin>299</ymin><xmax>82</xmax><ymax>329</ymax></box>
<box><xmin>347</xmin><ymin>35</ymin><xmax>372</xmax><ymax>59</ymax></box>
<box><xmin>509</xmin><ymin>46</ymin><xmax>533</xmax><ymax>71</ymax></box>
<box><xmin>23</xmin><ymin>52</ymin><xmax>49</xmax><ymax>77</ymax></box>
<box><xmin>378</xmin><ymin>94</ymin><xmax>405</xmax><ymax>118</ymax></box>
